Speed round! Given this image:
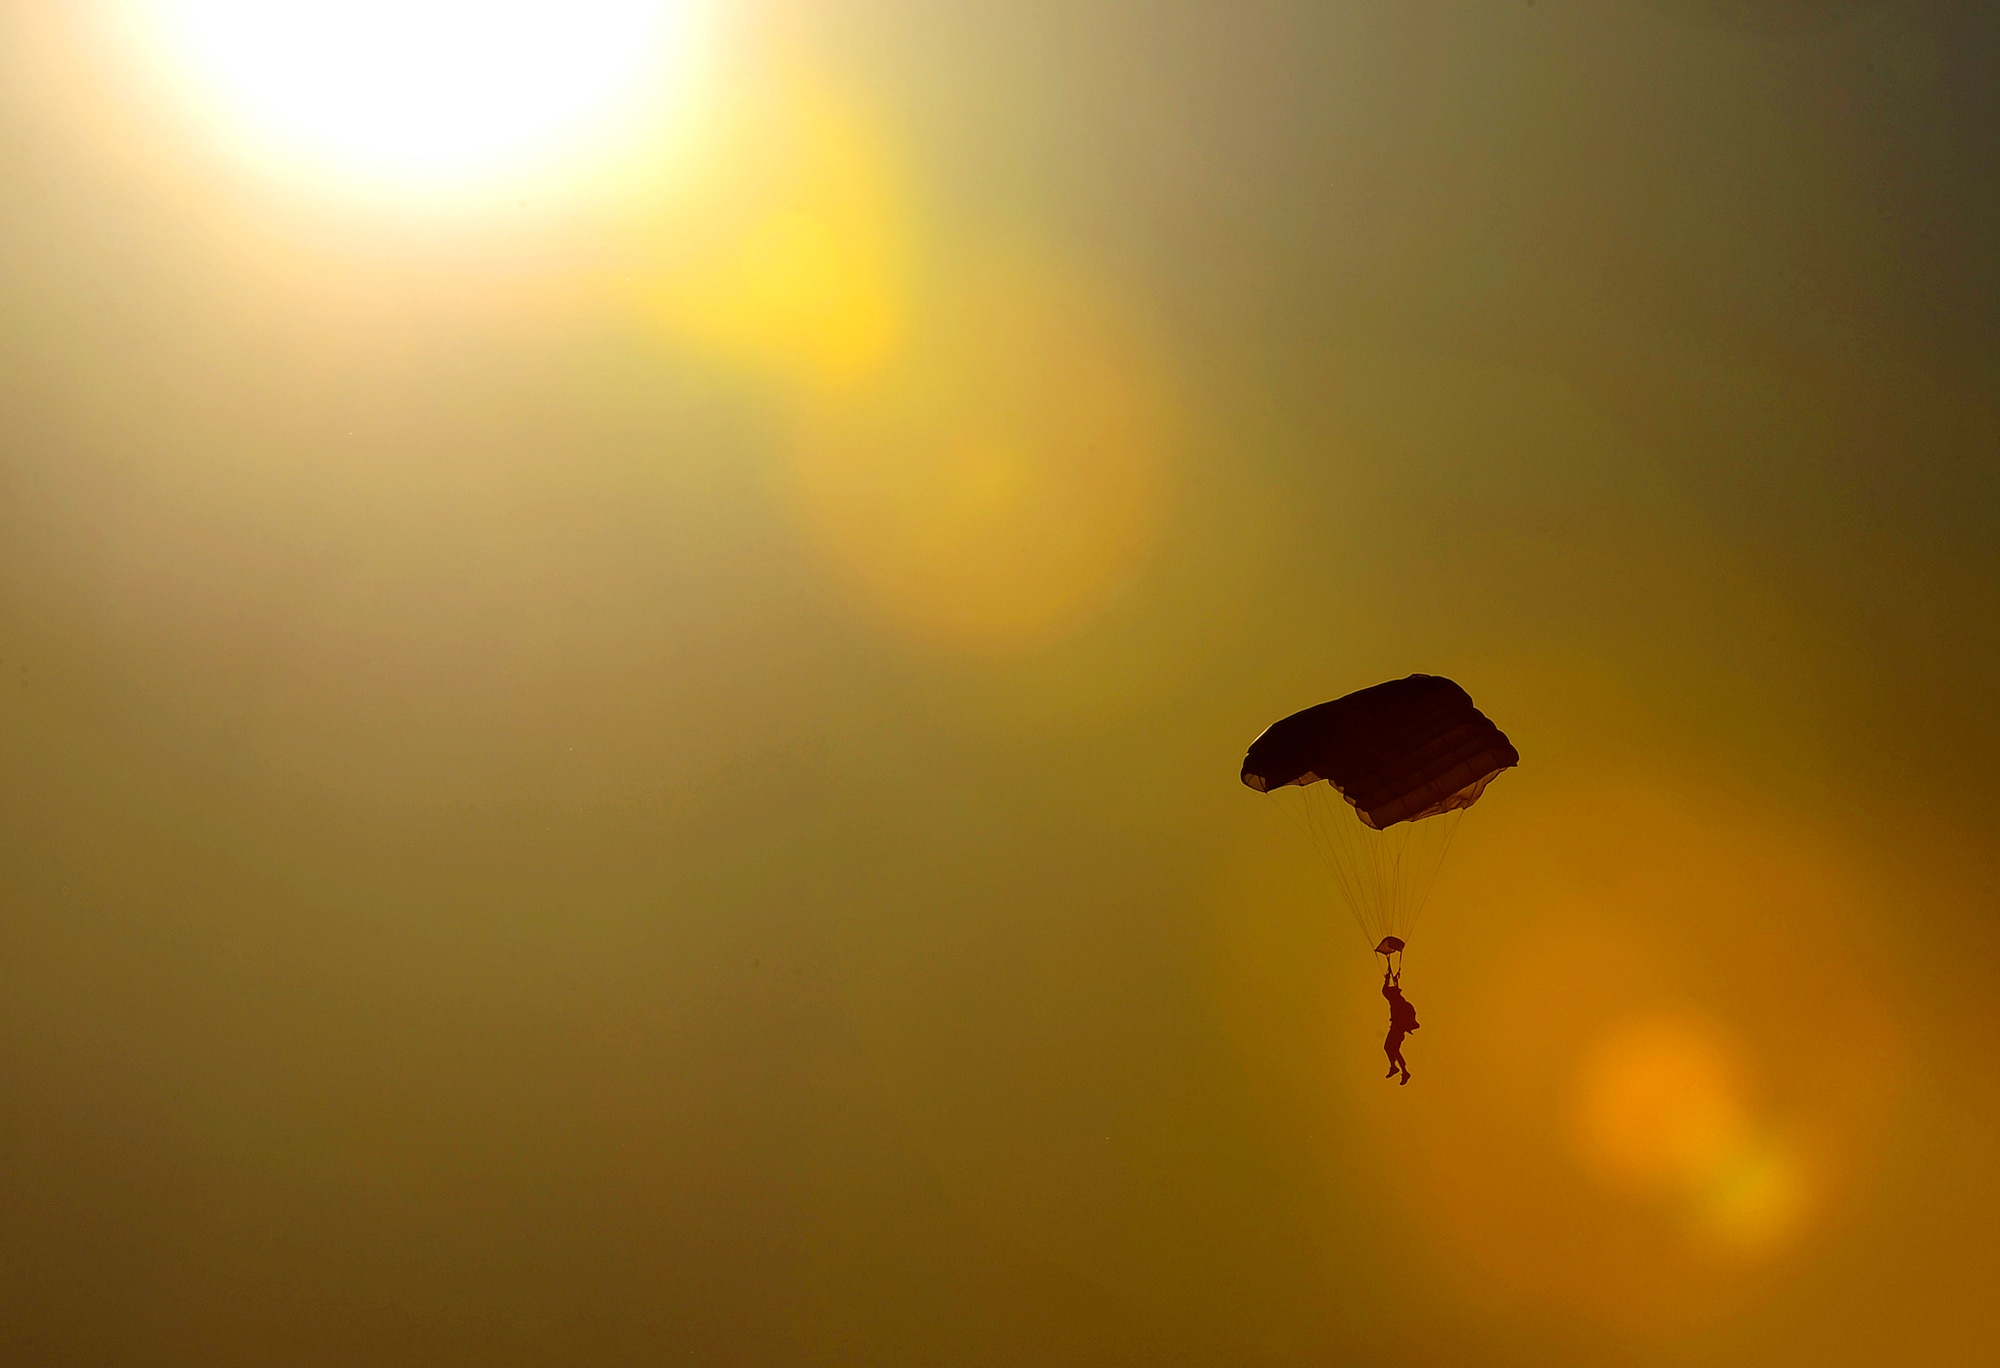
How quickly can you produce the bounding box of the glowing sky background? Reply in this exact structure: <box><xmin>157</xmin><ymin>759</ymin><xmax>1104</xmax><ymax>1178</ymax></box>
<box><xmin>1</xmin><ymin>2</ymin><xmax>1996</xmax><ymax>1363</ymax></box>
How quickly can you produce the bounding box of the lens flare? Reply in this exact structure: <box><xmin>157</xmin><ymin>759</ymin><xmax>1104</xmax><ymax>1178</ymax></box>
<box><xmin>787</xmin><ymin>256</ymin><xmax>1173</xmax><ymax>651</ymax></box>
<box><xmin>617</xmin><ymin>75</ymin><xmax>1171</xmax><ymax>652</ymax></box>
<box><xmin>1569</xmin><ymin>1012</ymin><xmax>1812</xmax><ymax>1253</ymax></box>
<box><xmin>1570</xmin><ymin>1012</ymin><xmax>1750</xmax><ymax>1194</ymax></box>
<box><xmin>1218</xmin><ymin>772</ymin><xmax>1904</xmax><ymax>1328</ymax></box>
<box><xmin>134</xmin><ymin>1</ymin><xmax>689</xmax><ymax>184</ymax></box>
<box><xmin>640</xmin><ymin>80</ymin><xmax>910</xmax><ymax>388</ymax></box>
<box><xmin>1697</xmin><ymin>1138</ymin><xmax>1810</xmax><ymax>1254</ymax></box>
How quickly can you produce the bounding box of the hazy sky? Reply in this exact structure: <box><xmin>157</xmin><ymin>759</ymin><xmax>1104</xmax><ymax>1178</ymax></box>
<box><xmin>1</xmin><ymin>2</ymin><xmax>1996</xmax><ymax>1363</ymax></box>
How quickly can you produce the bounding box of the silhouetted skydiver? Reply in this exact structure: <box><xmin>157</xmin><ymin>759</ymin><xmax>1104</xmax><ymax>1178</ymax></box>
<box><xmin>1382</xmin><ymin>967</ymin><xmax>1419</xmax><ymax>1084</ymax></box>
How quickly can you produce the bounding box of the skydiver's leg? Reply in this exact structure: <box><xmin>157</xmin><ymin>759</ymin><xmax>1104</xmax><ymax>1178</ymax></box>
<box><xmin>1385</xmin><ymin>1030</ymin><xmax>1404</xmax><ymax>1078</ymax></box>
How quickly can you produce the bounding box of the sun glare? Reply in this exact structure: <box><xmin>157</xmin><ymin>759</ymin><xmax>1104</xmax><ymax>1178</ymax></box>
<box><xmin>137</xmin><ymin>1</ymin><xmax>692</xmax><ymax>185</ymax></box>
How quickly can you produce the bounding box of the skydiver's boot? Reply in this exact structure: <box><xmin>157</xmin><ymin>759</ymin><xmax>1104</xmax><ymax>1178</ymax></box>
<box><xmin>1398</xmin><ymin>1067</ymin><xmax>1412</xmax><ymax>1085</ymax></box>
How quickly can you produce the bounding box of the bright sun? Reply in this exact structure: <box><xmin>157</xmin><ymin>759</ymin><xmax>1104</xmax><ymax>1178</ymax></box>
<box><xmin>139</xmin><ymin>1</ymin><xmax>692</xmax><ymax>185</ymax></box>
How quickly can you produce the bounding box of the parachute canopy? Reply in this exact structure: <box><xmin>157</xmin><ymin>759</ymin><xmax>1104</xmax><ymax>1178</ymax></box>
<box><xmin>1375</xmin><ymin>936</ymin><xmax>1406</xmax><ymax>956</ymax></box>
<box><xmin>1240</xmin><ymin>674</ymin><xmax>1518</xmax><ymax>830</ymax></box>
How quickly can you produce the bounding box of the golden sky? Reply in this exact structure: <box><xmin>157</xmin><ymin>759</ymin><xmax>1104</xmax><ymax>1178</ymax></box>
<box><xmin>0</xmin><ymin>1</ymin><xmax>1995</xmax><ymax>1363</ymax></box>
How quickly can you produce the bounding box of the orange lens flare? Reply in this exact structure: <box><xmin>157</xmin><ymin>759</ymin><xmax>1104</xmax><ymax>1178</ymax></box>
<box><xmin>1570</xmin><ymin>1012</ymin><xmax>1750</xmax><ymax>1194</ymax></box>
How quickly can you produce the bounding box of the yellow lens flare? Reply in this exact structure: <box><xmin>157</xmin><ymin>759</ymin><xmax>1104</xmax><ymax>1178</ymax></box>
<box><xmin>133</xmin><ymin>0</ymin><xmax>692</xmax><ymax>185</ymax></box>
<box><xmin>618</xmin><ymin>76</ymin><xmax>1172</xmax><ymax>653</ymax></box>
<box><xmin>1215</xmin><ymin>772</ymin><xmax>1904</xmax><ymax>1328</ymax></box>
<box><xmin>636</xmin><ymin>79</ymin><xmax>910</xmax><ymax>389</ymax></box>
<box><xmin>1568</xmin><ymin>1011</ymin><xmax>1813</xmax><ymax>1254</ymax></box>
<box><xmin>788</xmin><ymin>256</ymin><xmax>1174</xmax><ymax>652</ymax></box>
<box><xmin>1697</xmin><ymin>1137</ymin><xmax>1811</xmax><ymax>1255</ymax></box>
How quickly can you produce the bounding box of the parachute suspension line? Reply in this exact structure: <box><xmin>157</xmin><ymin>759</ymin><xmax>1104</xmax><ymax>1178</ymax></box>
<box><xmin>1287</xmin><ymin>784</ymin><xmax>1468</xmax><ymax>958</ymax></box>
<box><xmin>1242</xmin><ymin>674</ymin><xmax>1513</xmax><ymax>968</ymax></box>
<box><xmin>1285</xmin><ymin>787</ymin><xmax>1367</xmax><ymax>950</ymax></box>
<box><xmin>1297</xmin><ymin>784</ymin><xmax>1388</xmax><ymax>951</ymax></box>
<box><xmin>1395</xmin><ymin>807</ymin><xmax>1465</xmax><ymax>955</ymax></box>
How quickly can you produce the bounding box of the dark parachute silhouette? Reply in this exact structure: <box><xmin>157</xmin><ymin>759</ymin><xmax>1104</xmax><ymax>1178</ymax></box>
<box><xmin>1241</xmin><ymin>675</ymin><xmax>1517</xmax><ymax>964</ymax></box>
